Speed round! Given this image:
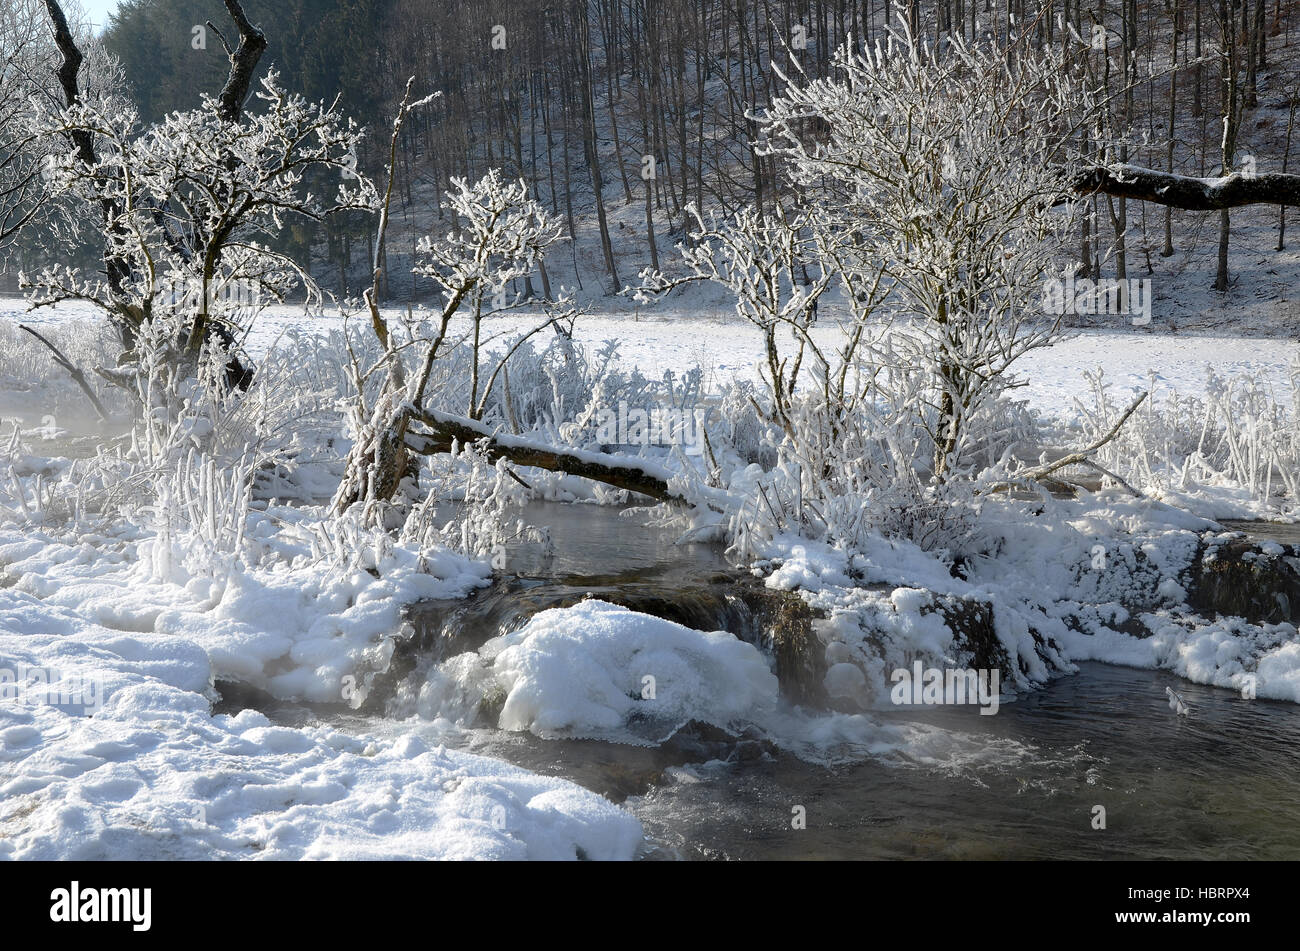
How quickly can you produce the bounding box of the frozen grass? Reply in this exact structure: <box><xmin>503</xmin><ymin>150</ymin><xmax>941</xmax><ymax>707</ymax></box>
<box><xmin>1077</xmin><ymin>354</ymin><xmax>1300</xmax><ymax>516</ymax></box>
<box><xmin>0</xmin><ymin>318</ymin><xmax>118</xmax><ymax>389</ymax></box>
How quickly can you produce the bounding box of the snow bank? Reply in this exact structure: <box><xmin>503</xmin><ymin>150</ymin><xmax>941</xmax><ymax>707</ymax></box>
<box><xmin>751</xmin><ymin>492</ymin><xmax>1300</xmax><ymax>709</ymax></box>
<box><xmin>0</xmin><ymin>506</ymin><xmax>490</xmax><ymax>704</ymax></box>
<box><xmin>1059</xmin><ymin>614</ymin><xmax>1300</xmax><ymax>703</ymax></box>
<box><xmin>1</xmin><ymin>681</ymin><xmax>643</xmax><ymax>859</ymax></box>
<box><xmin>0</xmin><ymin>512</ymin><xmax>643</xmax><ymax>860</ymax></box>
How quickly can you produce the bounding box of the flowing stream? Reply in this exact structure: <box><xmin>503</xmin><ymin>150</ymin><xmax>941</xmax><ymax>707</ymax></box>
<box><xmin>214</xmin><ymin>501</ymin><xmax>1300</xmax><ymax>860</ymax></box>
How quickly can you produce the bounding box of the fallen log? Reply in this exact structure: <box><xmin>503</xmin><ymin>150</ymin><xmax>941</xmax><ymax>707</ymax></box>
<box><xmin>405</xmin><ymin>406</ymin><xmax>729</xmax><ymax>506</ymax></box>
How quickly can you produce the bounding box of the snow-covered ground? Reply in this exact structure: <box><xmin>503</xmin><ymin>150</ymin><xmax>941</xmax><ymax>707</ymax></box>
<box><xmin>8</xmin><ymin>298</ymin><xmax>1297</xmax><ymax>421</ymax></box>
<box><xmin>3</xmin><ymin>297</ymin><xmax>1299</xmax><ymax>861</ymax></box>
<box><xmin>0</xmin><ymin>506</ymin><xmax>646</xmax><ymax>859</ymax></box>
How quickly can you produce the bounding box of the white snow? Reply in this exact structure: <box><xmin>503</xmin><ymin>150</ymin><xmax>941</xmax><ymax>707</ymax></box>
<box><xmin>416</xmin><ymin>599</ymin><xmax>779</xmax><ymax>740</ymax></box>
<box><xmin>3</xmin><ymin>296</ymin><xmax>1299</xmax><ymax>862</ymax></box>
<box><xmin>8</xmin><ymin>298</ymin><xmax>1296</xmax><ymax>422</ymax></box>
<box><xmin>2</xmin><ymin>682</ymin><xmax>643</xmax><ymax>859</ymax></box>
<box><xmin>0</xmin><ymin>510</ymin><xmax>645</xmax><ymax>859</ymax></box>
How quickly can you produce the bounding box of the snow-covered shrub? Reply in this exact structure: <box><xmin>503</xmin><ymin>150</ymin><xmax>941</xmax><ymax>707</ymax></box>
<box><xmin>138</xmin><ymin>447</ymin><xmax>255</xmax><ymax>584</ymax></box>
<box><xmin>409</xmin><ymin>333</ymin><xmax>660</xmax><ymax>447</ymax></box>
<box><xmin>1077</xmin><ymin>360</ymin><xmax>1300</xmax><ymax>513</ymax></box>
<box><xmin>713</xmin><ymin>380</ymin><xmax>777</xmax><ymax>469</ymax></box>
<box><xmin>638</xmin><ymin>204</ymin><xmax>833</xmax><ymax>438</ymax></box>
<box><xmin>410</xmin><ymin>438</ymin><xmax>545</xmax><ymax>563</ymax></box>
<box><xmin>724</xmin><ymin>384</ymin><xmax>996</xmax><ymax>564</ymax></box>
<box><xmin>0</xmin><ymin>422</ymin><xmax>73</xmax><ymax>526</ymax></box>
<box><xmin>5</xmin><ymin>320</ymin><xmax>350</xmax><ymax>576</ymax></box>
<box><xmin>757</xmin><ymin>26</ymin><xmax>1101</xmax><ymax>480</ymax></box>
<box><xmin>334</xmin><ymin>167</ymin><xmax>566</xmax><ymax>514</ymax></box>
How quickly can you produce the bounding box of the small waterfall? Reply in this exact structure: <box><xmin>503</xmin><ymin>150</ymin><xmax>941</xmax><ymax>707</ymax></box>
<box><xmin>363</xmin><ymin>563</ymin><xmax>826</xmax><ymax>719</ymax></box>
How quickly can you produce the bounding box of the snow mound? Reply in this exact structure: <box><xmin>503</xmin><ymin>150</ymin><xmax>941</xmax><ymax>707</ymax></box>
<box><xmin>422</xmin><ymin>600</ymin><xmax>779</xmax><ymax>739</ymax></box>
<box><xmin>0</xmin><ymin>513</ymin><xmax>491</xmax><ymax>705</ymax></box>
<box><xmin>0</xmin><ymin>685</ymin><xmax>643</xmax><ymax>859</ymax></box>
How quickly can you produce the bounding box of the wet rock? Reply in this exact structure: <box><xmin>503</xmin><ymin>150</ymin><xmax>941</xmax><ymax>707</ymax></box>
<box><xmin>1189</xmin><ymin>536</ymin><xmax>1300</xmax><ymax>625</ymax></box>
<box><xmin>926</xmin><ymin>596</ymin><xmax>1011</xmax><ymax>676</ymax></box>
<box><xmin>662</xmin><ymin>720</ymin><xmax>780</xmax><ymax>765</ymax></box>
<box><xmin>732</xmin><ymin>579</ymin><xmax>827</xmax><ymax>708</ymax></box>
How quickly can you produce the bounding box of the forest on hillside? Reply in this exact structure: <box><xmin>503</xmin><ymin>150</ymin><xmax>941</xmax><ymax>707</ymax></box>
<box><xmin>4</xmin><ymin>0</ymin><xmax>1298</xmax><ymax>309</ymax></box>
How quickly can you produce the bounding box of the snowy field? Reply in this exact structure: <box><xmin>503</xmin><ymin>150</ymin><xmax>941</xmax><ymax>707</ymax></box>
<box><xmin>9</xmin><ymin>298</ymin><xmax>1298</xmax><ymax>420</ymax></box>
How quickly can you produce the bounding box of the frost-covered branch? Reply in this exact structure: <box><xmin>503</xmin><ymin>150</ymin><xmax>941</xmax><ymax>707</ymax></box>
<box><xmin>24</xmin><ymin>70</ymin><xmax>377</xmax><ymax>382</ymax></box>
<box><xmin>637</xmin><ymin>203</ymin><xmax>835</xmax><ymax>435</ymax></box>
<box><xmin>1020</xmin><ymin>390</ymin><xmax>1149</xmax><ymax>489</ymax></box>
<box><xmin>756</xmin><ymin>25</ymin><xmax>1103</xmax><ymax>480</ymax></box>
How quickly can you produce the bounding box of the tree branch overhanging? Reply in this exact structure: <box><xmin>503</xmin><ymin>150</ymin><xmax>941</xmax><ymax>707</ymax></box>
<box><xmin>1072</xmin><ymin>164</ymin><xmax>1300</xmax><ymax>211</ymax></box>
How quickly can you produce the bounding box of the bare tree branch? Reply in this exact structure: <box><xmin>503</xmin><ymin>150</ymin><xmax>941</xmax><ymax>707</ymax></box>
<box><xmin>1073</xmin><ymin>165</ymin><xmax>1300</xmax><ymax>210</ymax></box>
<box><xmin>1021</xmin><ymin>391</ymin><xmax>1149</xmax><ymax>483</ymax></box>
<box><xmin>41</xmin><ymin>1</ymin><xmax>94</xmax><ymax>166</ymax></box>
<box><xmin>18</xmin><ymin>324</ymin><xmax>109</xmax><ymax>421</ymax></box>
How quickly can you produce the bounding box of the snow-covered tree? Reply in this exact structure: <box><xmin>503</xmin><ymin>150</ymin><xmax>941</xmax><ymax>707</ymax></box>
<box><xmin>0</xmin><ymin>0</ymin><xmax>119</xmax><ymax>252</ymax></box>
<box><xmin>333</xmin><ymin>105</ymin><xmax>568</xmax><ymax>514</ymax></box>
<box><xmin>756</xmin><ymin>26</ymin><xmax>1103</xmax><ymax>480</ymax></box>
<box><xmin>22</xmin><ymin>70</ymin><xmax>376</xmax><ymax>385</ymax></box>
<box><xmin>409</xmin><ymin>169</ymin><xmax>564</xmax><ymax>420</ymax></box>
<box><xmin>638</xmin><ymin>204</ymin><xmax>844</xmax><ymax>438</ymax></box>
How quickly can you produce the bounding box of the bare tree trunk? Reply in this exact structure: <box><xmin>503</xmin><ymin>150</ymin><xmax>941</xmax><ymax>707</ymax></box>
<box><xmin>1163</xmin><ymin>1</ymin><xmax>1180</xmax><ymax>257</ymax></box>
<box><xmin>1214</xmin><ymin>0</ymin><xmax>1238</xmax><ymax>292</ymax></box>
<box><xmin>1278</xmin><ymin>83</ymin><xmax>1298</xmax><ymax>250</ymax></box>
<box><xmin>577</xmin><ymin>4</ymin><xmax>620</xmax><ymax>291</ymax></box>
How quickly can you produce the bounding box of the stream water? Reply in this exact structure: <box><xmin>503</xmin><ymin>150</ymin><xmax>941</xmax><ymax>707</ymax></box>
<box><xmin>215</xmin><ymin>501</ymin><xmax>1300</xmax><ymax>860</ymax></box>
